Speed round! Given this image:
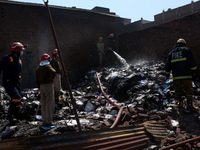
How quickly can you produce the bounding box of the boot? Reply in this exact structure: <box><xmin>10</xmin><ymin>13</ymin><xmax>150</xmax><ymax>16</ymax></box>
<box><xmin>6</xmin><ymin>104</ymin><xmax>15</xmax><ymax>121</ymax></box>
<box><xmin>186</xmin><ymin>95</ymin><xmax>198</xmax><ymax>112</ymax></box>
<box><xmin>177</xmin><ymin>94</ymin><xmax>183</xmax><ymax>108</ymax></box>
<box><xmin>13</xmin><ymin>106</ymin><xmax>20</xmax><ymax>120</ymax></box>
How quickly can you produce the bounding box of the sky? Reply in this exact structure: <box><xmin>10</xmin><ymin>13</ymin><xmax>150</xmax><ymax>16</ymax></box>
<box><xmin>11</xmin><ymin>0</ymin><xmax>198</xmax><ymax>22</ymax></box>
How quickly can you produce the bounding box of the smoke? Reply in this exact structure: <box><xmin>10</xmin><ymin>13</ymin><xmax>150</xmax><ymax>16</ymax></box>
<box><xmin>129</xmin><ymin>59</ymin><xmax>149</xmax><ymax>67</ymax></box>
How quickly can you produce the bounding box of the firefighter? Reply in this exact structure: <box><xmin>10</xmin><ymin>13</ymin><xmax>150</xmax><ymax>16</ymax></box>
<box><xmin>97</xmin><ymin>36</ymin><xmax>105</xmax><ymax>69</ymax></box>
<box><xmin>105</xmin><ymin>33</ymin><xmax>118</xmax><ymax>66</ymax></box>
<box><xmin>103</xmin><ymin>33</ymin><xmax>117</xmax><ymax>66</ymax></box>
<box><xmin>50</xmin><ymin>49</ymin><xmax>62</xmax><ymax>102</ymax></box>
<box><xmin>165</xmin><ymin>38</ymin><xmax>198</xmax><ymax>111</ymax></box>
<box><xmin>106</xmin><ymin>33</ymin><xmax>117</xmax><ymax>51</ymax></box>
<box><xmin>0</xmin><ymin>42</ymin><xmax>26</xmax><ymax>122</ymax></box>
<box><xmin>35</xmin><ymin>53</ymin><xmax>56</xmax><ymax>126</ymax></box>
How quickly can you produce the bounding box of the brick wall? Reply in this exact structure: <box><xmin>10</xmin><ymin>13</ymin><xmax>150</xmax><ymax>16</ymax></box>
<box><xmin>0</xmin><ymin>1</ymin><xmax>118</xmax><ymax>88</ymax></box>
<box><xmin>2</xmin><ymin>1</ymin><xmax>200</xmax><ymax>89</ymax></box>
<box><xmin>118</xmin><ymin>12</ymin><xmax>200</xmax><ymax>76</ymax></box>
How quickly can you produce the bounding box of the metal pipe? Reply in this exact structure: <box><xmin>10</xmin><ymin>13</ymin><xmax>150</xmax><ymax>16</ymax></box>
<box><xmin>43</xmin><ymin>0</ymin><xmax>81</xmax><ymax>132</ymax></box>
<box><xmin>160</xmin><ymin>136</ymin><xmax>200</xmax><ymax>150</ymax></box>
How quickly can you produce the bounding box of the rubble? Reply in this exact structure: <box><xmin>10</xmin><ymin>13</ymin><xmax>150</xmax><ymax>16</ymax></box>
<box><xmin>0</xmin><ymin>60</ymin><xmax>200</xmax><ymax>149</ymax></box>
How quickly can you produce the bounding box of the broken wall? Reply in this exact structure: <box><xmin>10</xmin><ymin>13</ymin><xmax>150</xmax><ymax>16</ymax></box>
<box><xmin>0</xmin><ymin>1</ymin><xmax>118</xmax><ymax>88</ymax></box>
<box><xmin>118</xmin><ymin>12</ymin><xmax>200</xmax><ymax>76</ymax></box>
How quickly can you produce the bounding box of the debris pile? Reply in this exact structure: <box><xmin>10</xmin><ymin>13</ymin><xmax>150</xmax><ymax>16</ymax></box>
<box><xmin>0</xmin><ymin>60</ymin><xmax>200</xmax><ymax>149</ymax></box>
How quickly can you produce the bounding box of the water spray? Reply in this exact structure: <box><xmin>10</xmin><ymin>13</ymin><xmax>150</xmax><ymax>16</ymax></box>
<box><xmin>109</xmin><ymin>48</ymin><xmax>130</xmax><ymax>68</ymax></box>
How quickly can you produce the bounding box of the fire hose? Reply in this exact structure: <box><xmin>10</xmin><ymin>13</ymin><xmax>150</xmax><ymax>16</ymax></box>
<box><xmin>96</xmin><ymin>72</ymin><xmax>123</xmax><ymax>128</ymax></box>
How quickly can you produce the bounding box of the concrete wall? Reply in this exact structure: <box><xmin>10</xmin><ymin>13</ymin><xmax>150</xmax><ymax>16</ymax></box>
<box><xmin>154</xmin><ymin>1</ymin><xmax>200</xmax><ymax>23</ymax></box>
<box><xmin>118</xmin><ymin>12</ymin><xmax>200</xmax><ymax>76</ymax></box>
<box><xmin>0</xmin><ymin>1</ymin><xmax>119</xmax><ymax>88</ymax></box>
<box><xmin>120</xmin><ymin>1</ymin><xmax>200</xmax><ymax>34</ymax></box>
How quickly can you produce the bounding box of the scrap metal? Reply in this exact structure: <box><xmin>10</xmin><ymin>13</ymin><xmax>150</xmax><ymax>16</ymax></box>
<box><xmin>0</xmin><ymin>126</ymin><xmax>148</xmax><ymax>150</ymax></box>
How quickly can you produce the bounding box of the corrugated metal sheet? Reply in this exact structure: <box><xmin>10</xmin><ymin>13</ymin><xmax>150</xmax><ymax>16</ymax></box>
<box><xmin>0</xmin><ymin>126</ymin><xmax>149</xmax><ymax>150</ymax></box>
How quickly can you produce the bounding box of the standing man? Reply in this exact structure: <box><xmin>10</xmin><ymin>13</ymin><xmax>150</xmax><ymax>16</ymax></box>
<box><xmin>165</xmin><ymin>38</ymin><xmax>198</xmax><ymax>111</ymax></box>
<box><xmin>50</xmin><ymin>49</ymin><xmax>62</xmax><ymax>102</ymax></box>
<box><xmin>106</xmin><ymin>33</ymin><xmax>116</xmax><ymax>51</ymax></box>
<box><xmin>105</xmin><ymin>33</ymin><xmax>118</xmax><ymax>66</ymax></box>
<box><xmin>97</xmin><ymin>36</ymin><xmax>105</xmax><ymax>69</ymax></box>
<box><xmin>35</xmin><ymin>53</ymin><xmax>56</xmax><ymax>126</ymax></box>
<box><xmin>0</xmin><ymin>42</ymin><xmax>26</xmax><ymax>122</ymax></box>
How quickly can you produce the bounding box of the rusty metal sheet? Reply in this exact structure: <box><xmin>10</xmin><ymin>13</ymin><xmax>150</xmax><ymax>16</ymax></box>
<box><xmin>0</xmin><ymin>126</ymin><xmax>149</xmax><ymax>150</ymax></box>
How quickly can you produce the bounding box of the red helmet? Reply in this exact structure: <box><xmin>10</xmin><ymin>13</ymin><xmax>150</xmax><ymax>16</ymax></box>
<box><xmin>10</xmin><ymin>42</ymin><xmax>25</xmax><ymax>52</ymax></box>
<box><xmin>109</xmin><ymin>33</ymin><xmax>114</xmax><ymax>38</ymax></box>
<box><xmin>41</xmin><ymin>53</ymin><xmax>51</xmax><ymax>61</ymax></box>
<box><xmin>52</xmin><ymin>49</ymin><xmax>58</xmax><ymax>56</ymax></box>
<box><xmin>98</xmin><ymin>37</ymin><xmax>103</xmax><ymax>40</ymax></box>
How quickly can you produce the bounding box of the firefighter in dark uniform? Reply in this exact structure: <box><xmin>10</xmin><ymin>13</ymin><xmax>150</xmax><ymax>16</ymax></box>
<box><xmin>104</xmin><ymin>33</ymin><xmax>118</xmax><ymax>66</ymax></box>
<box><xmin>165</xmin><ymin>38</ymin><xmax>198</xmax><ymax>111</ymax></box>
<box><xmin>0</xmin><ymin>42</ymin><xmax>26</xmax><ymax>122</ymax></box>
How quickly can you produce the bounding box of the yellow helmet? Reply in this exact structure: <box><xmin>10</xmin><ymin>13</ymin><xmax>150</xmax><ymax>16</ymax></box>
<box><xmin>177</xmin><ymin>38</ymin><xmax>186</xmax><ymax>45</ymax></box>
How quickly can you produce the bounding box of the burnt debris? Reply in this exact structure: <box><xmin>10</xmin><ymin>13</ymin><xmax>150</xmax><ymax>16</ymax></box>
<box><xmin>0</xmin><ymin>60</ymin><xmax>200</xmax><ymax>149</ymax></box>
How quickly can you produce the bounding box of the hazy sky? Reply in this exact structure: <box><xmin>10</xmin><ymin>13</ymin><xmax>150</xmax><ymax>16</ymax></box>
<box><xmin>12</xmin><ymin>0</ymin><xmax>198</xmax><ymax>22</ymax></box>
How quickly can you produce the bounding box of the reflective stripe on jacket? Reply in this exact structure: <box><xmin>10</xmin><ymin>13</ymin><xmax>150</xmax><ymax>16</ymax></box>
<box><xmin>165</xmin><ymin>45</ymin><xmax>197</xmax><ymax>80</ymax></box>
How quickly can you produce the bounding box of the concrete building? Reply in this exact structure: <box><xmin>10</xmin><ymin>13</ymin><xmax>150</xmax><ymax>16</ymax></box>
<box><xmin>120</xmin><ymin>1</ymin><xmax>200</xmax><ymax>34</ymax></box>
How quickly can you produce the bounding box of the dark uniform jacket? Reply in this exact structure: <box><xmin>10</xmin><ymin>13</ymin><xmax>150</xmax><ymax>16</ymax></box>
<box><xmin>50</xmin><ymin>58</ymin><xmax>61</xmax><ymax>74</ymax></box>
<box><xmin>165</xmin><ymin>44</ymin><xmax>197</xmax><ymax>80</ymax></box>
<box><xmin>0</xmin><ymin>54</ymin><xmax>22</xmax><ymax>86</ymax></box>
<box><xmin>35</xmin><ymin>64</ymin><xmax>56</xmax><ymax>87</ymax></box>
